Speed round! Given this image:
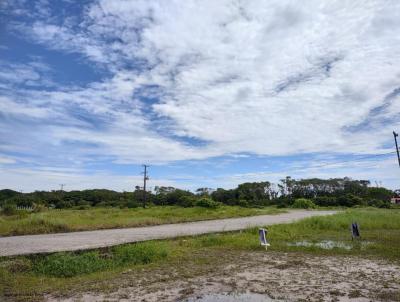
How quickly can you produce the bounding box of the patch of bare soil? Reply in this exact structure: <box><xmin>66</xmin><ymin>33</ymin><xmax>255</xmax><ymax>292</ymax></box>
<box><xmin>47</xmin><ymin>250</ymin><xmax>400</xmax><ymax>302</ymax></box>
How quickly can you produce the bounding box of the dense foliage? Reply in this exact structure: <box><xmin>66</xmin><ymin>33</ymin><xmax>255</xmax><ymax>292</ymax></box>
<box><xmin>0</xmin><ymin>177</ymin><xmax>396</xmax><ymax>212</ymax></box>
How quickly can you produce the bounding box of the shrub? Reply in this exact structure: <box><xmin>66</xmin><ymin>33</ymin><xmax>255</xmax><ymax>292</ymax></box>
<box><xmin>292</xmin><ymin>198</ymin><xmax>316</xmax><ymax>209</ymax></box>
<box><xmin>195</xmin><ymin>198</ymin><xmax>221</xmax><ymax>209</ymax></box>
<box><xmin>237</xmin><ymin>199</ymin><xmax>250</xmax><ymax>207</ymax></box>
<box><xmin>366</xmin><ymin>187</ymin><xmax>392</xmax><ymax>202</ymax></box>
<box><xmin>275</xmin><ymin>197</ymin><xmax>291</xmax><ymax>208</ymax></box>
<box><xmin>337</xmin><ymin>194</ymin><xmax>366</xmax><ymax>207</ymax></box>
<box><xmin>177</xmin><ymin>196</ymin><xmax>196</xmax><ymax>207</ymax></box>
<box><xmin>1</xmin><ymin>203</ymin><xmax>17</xmax><ymax>216</ymax></box>
<box><xmin>126</xmin><ymin>200</ymin><xmax>139</xmax><ymax>208</ymax></box>
<box><xmin>368</xmin><ymin>199</ymin><xmax>391</xmax><ymax>208</ymax></box>
<box><xmin>55</xmin><ymin>200</ymin><xmax>73</xmax><ymax>209</ymax></box>
<box><xmin>314</xmin><ymin>196</ymin><xmax>337</xmax><ymax>207</ymax></box>
<box><xmin>77</xmin><ymin>205</ymin><xmax>91</xmax><ymax>210</ymax></box>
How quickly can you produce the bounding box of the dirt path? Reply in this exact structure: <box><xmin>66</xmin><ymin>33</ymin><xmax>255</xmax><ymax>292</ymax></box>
<box><xmin>0</xmin><ymin>210</ymin><xmax>336</xmax><ymax>256</ymax></box>
<box><xmin>47</xmin><ymin>250</ymin><xmax>400</xmax><ymax>302</ymax></box>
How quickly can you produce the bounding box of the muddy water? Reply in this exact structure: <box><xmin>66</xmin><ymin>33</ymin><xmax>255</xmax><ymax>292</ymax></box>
<box><xmin>287</xmin><ymin>240</ymin><xmax>372</xmax><ymax>250</ymax></box>
<box><xmin>185</xmin><ymin>292</ymin><xmax>282</xmax><ymax>302</ymax></box>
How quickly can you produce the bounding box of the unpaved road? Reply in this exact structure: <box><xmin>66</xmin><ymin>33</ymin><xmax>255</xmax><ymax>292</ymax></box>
<box><xmin>49</xmin><ymin>251</ymin><xmax>400</xmax><ymax>302</ymax></box>
<box><xmin>0</xmin><ymin>210</ymin><xmax>336</xmax><ymax>256</ymax></box>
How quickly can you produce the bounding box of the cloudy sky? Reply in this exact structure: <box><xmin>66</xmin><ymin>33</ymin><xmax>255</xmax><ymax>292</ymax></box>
<box><xmin>0</xmin><ymin>0</ymin><xmax>399</xmax><ymax>192</ymax></box>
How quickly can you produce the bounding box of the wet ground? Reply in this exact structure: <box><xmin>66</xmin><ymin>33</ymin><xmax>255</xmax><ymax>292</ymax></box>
<box><xmin>287</xmin><ymin>240</ymin><xmax>372</xmax><ymax>250</ymax></box>
<box><xmin>48</xmin><ymin>250</ymin><xmax>400</xmax><ymax>302</ymax></box>
<box><xmin>185</xmin><ymin>292</ymin><xmax>280</xmax><ymax>301</ymax></box>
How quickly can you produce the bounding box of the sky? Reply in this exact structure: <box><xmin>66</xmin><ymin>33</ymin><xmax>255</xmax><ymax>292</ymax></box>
<box><xmin>0</xmin><ymin>0</ymin><xmax>399</xmax><ymax>192</ymax></box>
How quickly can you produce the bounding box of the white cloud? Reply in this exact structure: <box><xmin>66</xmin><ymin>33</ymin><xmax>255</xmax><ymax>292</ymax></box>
<box><xmin>210</xmin><ymin>157</ymin><xmax>400</xmax><ymax>190</ymax></box>
<box><xmin>1</xmin><ymin>0</ymin><xmax>400</xmax><ymax>190</ymax></box>
<box><xmin>0</xmin><ymin>166</ymin><xmax>178</xmax><ymax>192</ymax></box>
<box><xmin>0</xmin><ymin>156</ymin><xmax>16</xmax><ymax>164</ymax></box>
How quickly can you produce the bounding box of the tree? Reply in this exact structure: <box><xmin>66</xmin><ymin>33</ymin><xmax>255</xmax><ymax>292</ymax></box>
<box><xmin>195</xmin><ymin>187</ymin><xmax>214</xmax><ymax>197</ymax></box>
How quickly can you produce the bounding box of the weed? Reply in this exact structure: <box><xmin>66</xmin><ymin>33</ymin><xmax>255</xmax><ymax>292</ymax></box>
<box><xmin>1</xmin><ymin>208</ymin><xmax>399</xmax><ymax>300</ymax></box>
<box><xmin>0</xmin><ymin>206</ymin><xmax>285</xmax><ymax>236</ymax></box>
<box><xmin>30</xmin><ymin>241</ymin><xmax>168</xmax><ymax>278</ymax></box>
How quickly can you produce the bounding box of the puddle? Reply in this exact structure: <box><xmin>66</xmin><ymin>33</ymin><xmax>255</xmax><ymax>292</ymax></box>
<box><xmin>287</xmin><ymin>240</ymin><xmax>372</xmax><ymax>250</ymax></box>
<box><xmin>184</xmin><ymin>292</ymin><xmax>282</xmax><ymax>302</ymax></box>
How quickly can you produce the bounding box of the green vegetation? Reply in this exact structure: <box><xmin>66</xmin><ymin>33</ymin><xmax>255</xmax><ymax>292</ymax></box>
<box><xmin>291</xmin><ymin>198</ymin><xmax>316</xmax><ymax>209</ymax></box>
<box><xmin>1</xmin><ymin>177</ymin><xmax>397</xmax><ymax>213</ymax></box>
<box><xmin>0</xmin><ymin>208</ymin><xmax>399</xmax><ymax>301</ymax></box>
<box><xmin>32</xmin><ymin>242</ymin><xmax>168</xmax><ymax>277</ymax></box>
<box><xmin>0</xmin><ymin>206</ymin><xmax>284</xmax><ymax>236</ymax></box>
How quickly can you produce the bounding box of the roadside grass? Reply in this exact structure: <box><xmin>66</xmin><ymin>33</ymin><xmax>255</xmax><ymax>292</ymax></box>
<box><xmin>1</xmin><ymin>208</ymin><xmax>399</xmax><ymax>301</ymax></box>
<box><xmin>0</xmin><ymin>205</ymin><xmax>285</xmax><ymax>236</ymax></box>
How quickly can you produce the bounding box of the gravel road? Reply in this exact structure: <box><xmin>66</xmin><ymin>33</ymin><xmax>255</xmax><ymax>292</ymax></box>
<box><xmin>0</xmin><ymin>210</ymin><xmax>336</xmax><ymax>256</ymax></box>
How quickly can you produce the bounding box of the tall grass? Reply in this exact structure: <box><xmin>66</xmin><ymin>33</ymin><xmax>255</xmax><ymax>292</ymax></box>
<box><xmin>32</xmin><ymin>242</ymin><xmax>169</xmax><ymax>277</ymax></box>
<box><xmin>0</xmin><ymin>208</ymin><xmax>399</xmax><ymax>300</ymax></box>
<box><xmin>0</xmin><ymin>206</ymin><xmax>284</xmax><ymax>236</ymax></box>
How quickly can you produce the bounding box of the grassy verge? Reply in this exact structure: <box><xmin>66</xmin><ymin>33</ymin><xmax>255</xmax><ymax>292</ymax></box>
<box><xmin>0</xmin><ymin>205</ymin><xmax>285</xmax><ymax>236</ymax></box>
<box><xmin>1</xmin><ymin>208</ymin><xmax>399</xmax><ymax>301</ymax></box>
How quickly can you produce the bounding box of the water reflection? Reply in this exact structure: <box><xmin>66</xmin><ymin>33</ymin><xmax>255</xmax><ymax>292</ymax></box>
<box><xmin>287</xmin><ymin>240</ymin><xmax>372</xmax><ymax>250</ymax></box>
<box><xmin>185</xmin><ymin>292</ymin><xmax>282</xmax><ymax>302</ymax></box>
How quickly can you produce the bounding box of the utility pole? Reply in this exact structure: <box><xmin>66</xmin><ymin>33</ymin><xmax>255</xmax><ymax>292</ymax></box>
<box><xmin>393</xmin><ymin>131</ymin><xmax>400</xmax><ymax>167</ymax></box>
<box><xmin>142</xmin><ymin>165</ymin><xmax>149</xmax><ymax>208</ymax></box>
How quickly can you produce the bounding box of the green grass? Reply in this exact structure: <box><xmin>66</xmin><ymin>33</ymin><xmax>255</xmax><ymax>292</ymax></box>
<box><xmin>32</xmin><ymin>242</ymin><xmax>169</xmax><ymax>277</ymax></box>
<box><xmin>1</xmin><ymin>208</ymin><xmax>399</xmax><ymax>301</ymax></box>
<box><xmin>0</xmin><ymin>205</ymin><xmax>285</xmax><ymax>236</ymax></box>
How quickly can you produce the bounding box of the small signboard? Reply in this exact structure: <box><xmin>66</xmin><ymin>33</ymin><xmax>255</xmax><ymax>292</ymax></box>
<box><xmin>351</xmin><ymin>222</ymin><xmax>361</xmax><ymax>240</ymax></box>
<box><xmin>259</xmin><ymin>228</ymin><xmax>270</xmax><ymax>250</ymax></box>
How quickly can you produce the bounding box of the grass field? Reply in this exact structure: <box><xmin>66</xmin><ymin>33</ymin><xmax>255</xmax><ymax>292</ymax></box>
<box><xmin>0</xmin><ymin>205</ymin><xmax>285</xmax><ymax>236</ymax></box>
<box><xmin>1</xmin><ymin>208</ymin><xmax>399</xmax><ymax>301</ymax></box>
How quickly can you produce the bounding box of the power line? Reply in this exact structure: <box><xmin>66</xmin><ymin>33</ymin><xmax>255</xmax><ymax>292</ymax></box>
<box><xmin>305</xmin><ymin>151</ymin><xmax>396</xmax><ymax>170</ymax></box>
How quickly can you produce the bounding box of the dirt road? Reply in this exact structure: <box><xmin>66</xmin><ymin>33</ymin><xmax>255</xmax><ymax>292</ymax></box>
<box><xmin>48</xmin><ymin>251</ymin><xmax>399</xmax><ymax>302</ymax></box>
<box><xmin>0</xmin><ymin>210</ymin><xmax>336</xmax><ymax>256</ymax></box>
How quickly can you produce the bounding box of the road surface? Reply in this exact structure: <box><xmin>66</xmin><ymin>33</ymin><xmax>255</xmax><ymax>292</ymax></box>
<box><xmin>0</xmin><ymin>210</ymin><xmax>336</xmax><ymax>256</ymax></box>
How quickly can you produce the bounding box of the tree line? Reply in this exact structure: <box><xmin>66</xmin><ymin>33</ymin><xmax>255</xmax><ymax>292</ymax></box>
<box><xmin>0</xmin><ymin>177</ymin><xmax>397</xmax><ymax>210</ymax></box>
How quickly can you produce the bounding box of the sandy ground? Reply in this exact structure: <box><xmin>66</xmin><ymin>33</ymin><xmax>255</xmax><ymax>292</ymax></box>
<box><xmin>0</xmin><ymin>210</ymin><xmax>336</xmax><ymax>256</ymax></box>
<box><xmin>47</xmin><ymin>251</ymin><xmax>400</xmax><ymax>302</ymax></box>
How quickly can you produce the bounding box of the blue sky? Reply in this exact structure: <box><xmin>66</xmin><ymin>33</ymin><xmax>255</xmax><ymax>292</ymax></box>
<box><xmin>0</xmin><ymin>0</ymin><xmax>399</xmax><ymax>192</ymax></box>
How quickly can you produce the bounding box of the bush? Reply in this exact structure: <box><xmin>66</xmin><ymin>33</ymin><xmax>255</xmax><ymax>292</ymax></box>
<box><xmin>337</xmin><ymin>194</ymin><xmax>366</xmax><ymax>207</ymax></box>
<box><xmin>126</xmin><ymin>200</ymin><xmax>139</xmax><ymax>208</ymax></box>
<box><xmin>1</xmin><ymin>204</ymin><xmax>17</xmax><ymax>216</ymax></box>
<box><xmin>195</xmin><ymin>198</ymin><xmax>221</xmax><ymax>209</ymax></box>
<box><xmin>314</xmin><ymin>196</ymin><xmax>337</xmax><ymax>207</ymax></box>
<box><xmin>368</xmin><ymin>199</ymin><xmax>391</xmax><ymax>208</ymax></box>
<box><xmin>177</xmin><ymin>196</ymin><xmax>196</xmax><ymax>207</ymax></box>
<box><xmin>237</xmin><ymin>199</ymin><xmax>250</xmax><ymax>207</ymax></box>
<box><xmin>77</xmin><ymin>205</ymin><xmax>91</xmax><ymax>210</ymax></box>
<box><xmin>275</xmin><ymin>197</ymin><xmax>291</xmax><ymax>208</ymax></box>
<box><xmin>292</xmin><ymin>198</ymin><xmax>316</xmax><ymax>209</ymax></box>
<box><xmin>55</xmin><ymin>200</ymin><xmax>73</xmax><ymax>209</ymax></box>
<box><xmin>366</xmin><ymin>187</ymin><xmax>392</xmax><ymax>202</ymax></box>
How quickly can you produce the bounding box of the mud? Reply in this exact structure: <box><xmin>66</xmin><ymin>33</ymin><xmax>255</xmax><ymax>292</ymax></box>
<box><xmin>47</xmin><ymin>251</ymin><xmax>400</xmax><ymax>302</ymax></box>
